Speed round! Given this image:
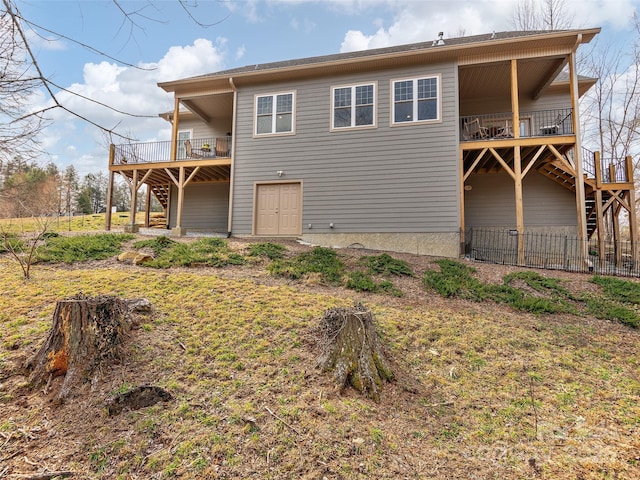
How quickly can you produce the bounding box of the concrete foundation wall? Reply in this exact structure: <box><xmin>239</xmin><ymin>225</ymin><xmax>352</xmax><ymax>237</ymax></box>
<box><xmin>298</xmin><ymin>232</ymin><xmax>460</xmax><ymax>257</ymax></box>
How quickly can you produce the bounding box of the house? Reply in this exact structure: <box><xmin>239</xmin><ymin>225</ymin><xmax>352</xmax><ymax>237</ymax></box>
<box><xmin>106</xmin><ymin>27</ymin><xmax>638</xmax><ymax>264</ymax></box>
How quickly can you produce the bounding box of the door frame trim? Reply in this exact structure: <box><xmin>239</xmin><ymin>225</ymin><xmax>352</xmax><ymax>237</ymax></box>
<box><xmin>252</xmin><ymin>180</ymin><xmax>303</xmax><ymax>236</ymax></box>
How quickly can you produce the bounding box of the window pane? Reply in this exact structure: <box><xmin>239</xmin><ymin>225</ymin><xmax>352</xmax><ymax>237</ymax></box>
<box><xmin>275</xmin><ymin>112</ymin><xmax>292</xmax><ymax>132</ymax></box>
<box><xmin>395</xmin><ymin>102</ymin><xmax>413</xmax><ymax>123</ymax></box>
<box><xmin>417</xmin><ymin>78</ymin><xmax>437</xmax><ymax>99</ymax></box>
<box><xmin>257</xmin><ymin>96</ymin><xmax>272</xmax><ymax>115</ymax></box>
<box><xmin>355</xmin><ymin>105</ymin><xmax>373</xmax><ymax>126</ymax></box>
<box><xmin>276</xmin><ymin>94</ymin><xmax>292</xmax><ymax>114</ymax></box>
<box><xmin>355</xmin><ymin>85</ymin><xmax>373</xmax><ymax>105</ymax></box>
<box><xmin>394</xmin><ymin>81</ymin><xmax>413</xmax><ymax>101</ymax></box>
<box><xmin>418</xmin><ymin>99</ymin><xmax>437</xmax><ymax>120</ymax></box>
<box><xmin>334</xmin><ymin>88</ymin><xmax>351</xmax><ymax>108</ymax></box>
<box><xmin>257</xmin><ymin>115</ymin><xmax>272</xmax><ymax>134</ymax></box>
<box><xmin>334</xmin><ymin>107</ymin><xmax>351</xmax><ymax>128</ymax></box>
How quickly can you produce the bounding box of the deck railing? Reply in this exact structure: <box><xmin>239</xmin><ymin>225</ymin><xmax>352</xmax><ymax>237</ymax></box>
<box><xmin>461</xmin><ymin>108</ymin><xmax>573</xmax><ymax>141</ymax></box>
<box><xmin>112</xmin><ymin>136</ymin><xmax>232</xmax><ymax>165</ymax></box>
<box><xmin>601</xmin><ymin>157</ymin><xmax>629</xmax><ymax>183</ymax></box>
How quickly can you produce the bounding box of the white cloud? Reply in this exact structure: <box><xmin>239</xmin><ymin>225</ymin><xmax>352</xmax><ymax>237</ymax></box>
<box><xmin>236</xmin><ymin>45</ymin><xmax>247</xmax><ymax>61</ymax></box>
<box><xmin>338</xmin><ymin>0</ymin><xmax>638</xmax><ymax>52</ymax></box>
<box><xmin>338</xmin><ymin>0</ymin><xmax>514</xmax><ymax>52</ymax></box>
<box><xmin>33</xmin><ymin>38</ymin><xmax>228</xmax><ymax>177</ymax></box>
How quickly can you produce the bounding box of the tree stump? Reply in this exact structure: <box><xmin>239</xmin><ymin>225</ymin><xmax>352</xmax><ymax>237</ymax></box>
<box><xmin>317</xmin><ymin>303</ymin><xmax>394</xmax><ymax>402</ymax></box>
<box><xmin>25</xmin><ymin>294</ymin><xmax>130</xmax><ymax>401</ymax></box>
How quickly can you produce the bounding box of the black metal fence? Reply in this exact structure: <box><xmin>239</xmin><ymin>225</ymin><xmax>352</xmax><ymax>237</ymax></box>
<box><xmin>465</xmin><ymin>228</ymin><xmax>640</xmax><ymax>277</ymax></box>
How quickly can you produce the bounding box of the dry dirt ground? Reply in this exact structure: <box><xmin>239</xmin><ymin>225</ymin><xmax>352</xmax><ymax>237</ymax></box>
<box><xmin>1</xmin><ymin>236</ymin><xmax>639</xmax><ymax>479</ymax></box>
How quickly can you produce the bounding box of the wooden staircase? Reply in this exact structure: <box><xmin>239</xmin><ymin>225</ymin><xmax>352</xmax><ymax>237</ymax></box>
<box><xmin>537</xmin><ymin>157</ymin><xmax>631</xmax><ymax>240</ymax></box>
<box><xmin>538</xmin><ymin>159</ymin><xmax>600</xmax><ymax>238</ymax></box>
<box><xmin>150</xmin><ymin>184</ymin><xmax>170</xmax><ymax>209</ymax></box>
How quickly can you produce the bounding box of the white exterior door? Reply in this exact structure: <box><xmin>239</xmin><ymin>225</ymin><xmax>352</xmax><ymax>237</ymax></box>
<box><xmin>177</xmin><ymin>130</ymin><xmax>191</xmax><ymax>159</ymax></box>
<box><xmin>255</xmin><ymin>183</ymin><xmax>301</xmax><ymax>235</ymax></box>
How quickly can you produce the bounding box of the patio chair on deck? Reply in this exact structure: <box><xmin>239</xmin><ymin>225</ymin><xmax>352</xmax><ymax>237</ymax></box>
<box><xmin>540</xmin><ymin>112</ymin><xmax>570</xmax><ymax>136</ymax></box>
<box><xmin>215</xmin><ymin>137</ymin><xmax>230</xmax><ymax>157</ymax></box>
<box><xmin>494</xmin><ymin>120</ymin><xmax>514</xmax><ymax>138</ymax></box>
<box><xmin>185</xmin><ymin>139</ymin><xmax>202</xmax><ymax>159</ymax></box>
<box><xmin>464</xmin><ymin>118</ymin><xmax>489</xmax><ymax>140</ymax></box>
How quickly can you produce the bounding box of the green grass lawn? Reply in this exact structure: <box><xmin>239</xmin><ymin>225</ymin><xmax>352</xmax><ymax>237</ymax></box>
<box><xmin>0</xmin><ymin>229</ymin><xmax>639</xmax><ymax>479</ymax></box>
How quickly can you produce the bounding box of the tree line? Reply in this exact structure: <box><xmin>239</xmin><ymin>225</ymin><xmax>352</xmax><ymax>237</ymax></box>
<box><xmin>0</xmin><ymin>157</ymin><xmax>149</xmax><ymax>218</ymax></box>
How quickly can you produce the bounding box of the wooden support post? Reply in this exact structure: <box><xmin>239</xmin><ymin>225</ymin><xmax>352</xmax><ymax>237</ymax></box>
<box><xmin>594</xmin><ymin>151</ymin><xmax>602</xmax><ymax>189</ymax></box>
<box><xmin>459</xmin><ymin>148</ymin><xmax>465</xmax><ymax>256</ymax></box>
<box><xmin>170</xmin><ymin>97</ymin><xmax>180</xmax><ymax>162</ymax></box>
<box><xmin>613</xmin><ymin>201</ymin><xmax>621</xmax><ymax>266</ymax></box>
<box><xmin>175</xmin><ymin>167</ymin><xmax>185</xmax><ymax>231</ymax></box>
<box><xmin>144</xmin><ymin>185</ymin><xmax>151</xmax><ymax>228</ymax></box>
<box><xmin>514</xmin><ymin>146</ymin><xmax>525</xmax><ymax>265</ymax></box>
<box><xmin>105</xmin><ymin>147</ymin><xmax>115</xmax><ymax>231</ymax></box>
<box><xmin>569</xmin><ymin>52</ymin><xmax>588</xmax><ymax>257</ymax></box>
<box><xmin>130</xmin><ymin>170</ymin><xmax>138</xmax><ymax>230</ymax></box>
<box><xmin>595</xmin><ymin>189</ymin><xmax>605</xmax><ymax>268</ymax></box>
<box><xmin>510</xmin><ymin>59</ymin><xmax>520</xmax><ymax>140</ymax></box>
<box><xmin>625</xmin><ymin>155</ymin><xmax>639</xmax><ymax>266</ymax></box>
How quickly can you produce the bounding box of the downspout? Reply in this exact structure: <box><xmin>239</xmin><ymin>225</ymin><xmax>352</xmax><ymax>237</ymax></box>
<box><xmin>227</xmin><ymin>77</ymin><xmax>238</xmax><ymax>237</ymax></box>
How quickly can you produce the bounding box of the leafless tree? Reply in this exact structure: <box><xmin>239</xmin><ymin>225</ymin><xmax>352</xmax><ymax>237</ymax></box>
<box><xmin>580</xmin><ymin>14</ymin><xmax>640</xmax><ymax>166</ymax></box>
<box><xmin>511</xmin><ymin>0</ymin><xmax>574</xmax><ymax>31</ymax></box>
<box><xmin>0</xmin><ymin>0</ymin><xmax>226</xmax><ymax>150</ymax></box>
<box><xmin>0</xmin><ymin>11</ymin><xmax>45</xmax><ymax>163</ymax></box>
<box><xmin>0</xmin><ymin>213</ymin><xmax>50</xmax><ymax>280</ymax></box>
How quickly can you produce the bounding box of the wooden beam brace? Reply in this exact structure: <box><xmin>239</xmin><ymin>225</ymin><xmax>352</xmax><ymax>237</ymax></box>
<box><xmin>164</xmin><ymin>168</ymin><xmax>180</xmax><ymax>186</ymax></box>
<box><xmin>463</xmin><ymin>148</ymin><xmax>489</xmax><ymax>181</ymax></box>
<box><xmin>138</xmin><ymin>169</ymin><xmax>153</xmax><ymax>186</ymax></box>
<box><xmin>490</xmin><ymin>147</ymin><xmax>515</xmax><ymax>179</ymax></box>
<box><xmin>532</xmin><ymin>57</ymin><xmax>568</xmax><ymax>100</ymax></box>
<box><xmin>184</xmin><ymin>166</ymin><xmax>201</xmax><ymax>187</ymax></box>
<box><xmin>182</xmin><ymin>99</ymin><xmax>211</xmax><ymax>123</ymax></box>
<box><xmin>522</xmin><ymin>145</ymin><xmax>547</xmax><ymax>178</ymax></box>
<box><xmin>548</xmin><ymin>144</ymin><xmax>573</xmax><ymax>167</ymax></box>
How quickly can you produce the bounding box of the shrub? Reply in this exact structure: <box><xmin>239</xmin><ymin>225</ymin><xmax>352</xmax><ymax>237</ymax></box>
<box><xmin>247</xmin><ymin>242</ymin><xmax>286</xmax><ymax>260</ymax></box>
<box><xmin>36</xmin><ymin>233</ymin><xmax>134</xmax><ymax>263</ymax></box>
<box><xmin>592</xmin><ymin>276</ymin><xmax>640</xmax><ymax>305</ymax></box>
<box><xmin>423</xmin><ymin>259</ymin><xmax>483</xmax><ymax>299</ymax></box>
<box><xmin>360</xmin><ymin>253</ymin><xmax>413</xmax><ymax>276</ymax></box>
<box><xmin>268</xmin><ymin>246</ymin><xmax>345</xmax><ymax>285</ymax></box>
<box><xmin>133</xmin><ymin>236</ymin><xmax>177</xmax><ymax>255</ymax></box>
<box><xmin>346</xmin><ymin>271</ymin><xmax>378</xmax><ymax>292</ymax></box>
<box><xmin>584</xmin><ymin>297</ymin><xmax>639</xmax><ymax>328</ymax></box>
<box><xmin>141</xmin><ymin>238</ymin><xmax>245</xmax><ymax>269</ymax></box>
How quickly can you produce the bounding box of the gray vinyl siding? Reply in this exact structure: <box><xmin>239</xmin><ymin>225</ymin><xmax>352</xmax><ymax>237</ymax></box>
<box><xmin>231</xmin><ymin>62</ymin><xmax>460</xmax><ymax>235</ymax></box>
<box><xmin>178</xmin><ymin>120</ymin><xmax>231</xmax><ymax>140</ymax></box>
<box><xmin>169</xmin><ymin>183</ymin><xmax>229</xmax><ymax>230</ymax></box>
<box><xmin>464</xmin><ymin>171</ymin><xmax>577</xmax><ymax>227</ymax></box>
<box><xmin>461</xmin><ymin>91</ymin><xmax>571</xmax><ymax>116</ymax></box>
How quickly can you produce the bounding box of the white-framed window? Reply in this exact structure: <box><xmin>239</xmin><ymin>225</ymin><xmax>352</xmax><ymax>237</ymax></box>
<box><xmin>392</xmin><ymin>75</ymin><xmax>440</xmax><ymax>124</ymax></box>
<box><xmin>255</xmin><ymin>92</ymin><xmax>295</xmax><ymax>135</ymax></box>
<box><xmin>332</xmin><ymin>83</ymin><xmax>376</xmax><ymax>130</ymax></box>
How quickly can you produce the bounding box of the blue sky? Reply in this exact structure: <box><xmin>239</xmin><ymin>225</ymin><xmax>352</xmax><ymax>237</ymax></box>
<box><xmin>13</xmin><ymin>0</ymin><xmax>640</xmax><ymax>177</ymax></box>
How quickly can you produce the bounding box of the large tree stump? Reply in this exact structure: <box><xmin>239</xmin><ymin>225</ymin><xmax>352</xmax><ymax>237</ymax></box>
<box><xmin>25</xmin><ymin>294</ymin><xmax>130</xmax><ymax>401</ymax></box>
<box><xmin>317</xmin><ymin>303</ymin><xmax>394</xmax><ymax>402</ymax></box>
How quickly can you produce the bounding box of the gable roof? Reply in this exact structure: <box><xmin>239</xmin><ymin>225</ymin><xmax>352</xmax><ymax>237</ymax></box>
<box><xmin>159</xmin><ymin>28</ymin><xmax>600</xmax><ymax>94</ymax></box>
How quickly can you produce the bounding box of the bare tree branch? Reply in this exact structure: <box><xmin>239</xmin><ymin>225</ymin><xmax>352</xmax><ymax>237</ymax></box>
<box><xmin>17</xmin><ymin>15</ymin><xmax>156</xmax><ymax>71</ymax></box>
